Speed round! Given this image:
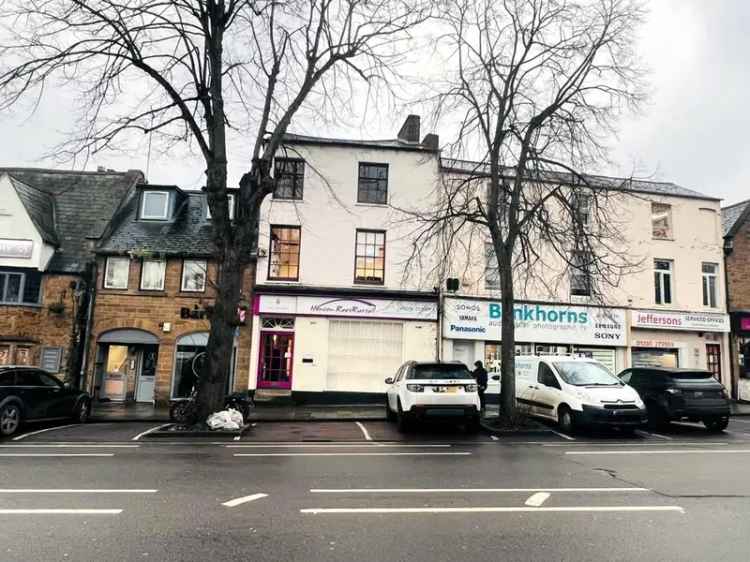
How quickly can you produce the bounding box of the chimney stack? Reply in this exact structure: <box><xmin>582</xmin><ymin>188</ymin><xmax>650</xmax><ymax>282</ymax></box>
<box><xmin>397</xmin><ymin>115</ymin><xmax>420</xmax><ymax>143</ymax></box>
<box><xmin>421</xmin><ymin>133</ymin><xmax>440</xmax><ymax>151</ymax></box>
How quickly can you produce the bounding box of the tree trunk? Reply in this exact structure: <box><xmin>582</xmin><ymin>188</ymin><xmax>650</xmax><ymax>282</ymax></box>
<box><xmin>499</xmin><ymin>256</ymin><xmax>516</xmax><ymax>419</ymax></box>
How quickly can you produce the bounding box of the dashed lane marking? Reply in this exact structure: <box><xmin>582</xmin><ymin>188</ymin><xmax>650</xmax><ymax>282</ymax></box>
<box><xmin>0</xmin><ymin>489</ymin><xmax>156</xmax><ymax>494</ymax></box>
<box><xmin>234</xmin><ymin>452</ymin><xmax>471</xmax><ymax>457</ymax></box>
<box><xmin>0</xmin><ymin>509</ymin><xmax>122</xmax><ymax>515</ymax></box>
<box><xmin>0</xmin><ymin>453</ymin><xmax>114</xmax><ymax>457</ymax></box>
<box><xmin>566</xmin><ymin>449</ymin><xmax>750</xmax><ymax>455</ymax></box>
<box><xmin>310</xmin><ymin>487</ymin><xmax>649</xmax><ymax>493</ymax></box>
<box><xmin>301</xmin><ymin>506</ymin><xmax>684</xmax><ymax>515</ymax></box>
<box><xmin>226</xmin><ymin>444</ymin><xmax>452</xmax><ymax>448</ymax></box>
<box><xmin>11</xmin><ymin>424</ymin><xmax>80</xmax><ymax>441</ymax></box>
<box><xmin>542</xmin><ymin>442</ymin><xmax>729</xmax><ymax>447</ymax></box>
<box><xmin>524</xmin><ymin>492</ymin><xmax>550</xmax><ymax>507</ymax></box>
<box><xmin>355</xmin><ymin>422</ymin><xmax>373</xmax><ymax>441</ymax></box>
<box><xmin>222</xmin><ymin>493</ymin><xmax>268</xmax><ymax>507</ymax></box>
<box><xmin>0</xmin><ymin>444</ymin><xmax>139</xmax><ymax>448</ymax></box>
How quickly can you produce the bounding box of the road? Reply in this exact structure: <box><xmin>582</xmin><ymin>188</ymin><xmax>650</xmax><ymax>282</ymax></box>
<box><xmin>2</xmin><ymin>418</ymin><xmax>750</xmax><ymax>561</ymax></box>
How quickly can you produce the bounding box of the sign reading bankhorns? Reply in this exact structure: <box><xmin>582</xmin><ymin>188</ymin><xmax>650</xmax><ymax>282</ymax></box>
<box><xmin>257</xmin><ymin>294</ymin><xmax>437</xmax><ymax>321</ymax></box>
<box><xmin>632</xmin><ymin>310</ymin><xmax>730</xmax><ymax>333</ymax></box>
<box><xmin>443</xmin><ymin>298</ymin><xmax>627</xmax><ymax>346</ymax></box>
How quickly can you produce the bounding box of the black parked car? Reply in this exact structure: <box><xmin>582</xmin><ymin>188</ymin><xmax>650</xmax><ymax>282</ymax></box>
<box><xmin>618</xmin><ymin>367</ymin><xmax>730</xmax><ymax>431</ymax></box>
<box><xmin>0</xmin><ymin>366</ymin><xmax>91</xmax><ymax>438</ymax></box>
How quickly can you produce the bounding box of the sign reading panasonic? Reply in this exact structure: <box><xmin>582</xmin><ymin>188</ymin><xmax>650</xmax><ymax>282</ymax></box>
<box><xmin>443</xmin><ymin>298</ymin><xmax>627</xmax><ymax>346</ymax></box>
<box><xmin>256</xmin><ymin>294</ymin><xmax>438</xmax><ymax>321</ymax></box>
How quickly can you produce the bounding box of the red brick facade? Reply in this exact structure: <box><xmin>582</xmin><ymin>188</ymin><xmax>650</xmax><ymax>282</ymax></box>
<box><xmin>0</xmin><ymin>273</ymin><xmax>81</xmax><ymax>376</ymax></box>
<box><xmin>85</xmin><ymin>256</ymin><xmax>254</xmax><ymax>405</ymax></box>
<box><xmin>726</xmin><ymin>218</ymin><xmax>750</xmax><ymax>311</ymax></box>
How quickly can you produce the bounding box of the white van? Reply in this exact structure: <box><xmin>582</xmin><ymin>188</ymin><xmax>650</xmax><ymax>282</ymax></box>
<box><xmin>489</xmin><ymin>355</ymin><xmax>647</xmax><ymax>433</ymax></box>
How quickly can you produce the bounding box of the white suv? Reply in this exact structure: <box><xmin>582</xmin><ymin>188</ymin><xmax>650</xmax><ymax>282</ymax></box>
<box><xmin>385</xmin><ymin>362</ymin><xmax>481</xmax><ymax>432</ymax></box>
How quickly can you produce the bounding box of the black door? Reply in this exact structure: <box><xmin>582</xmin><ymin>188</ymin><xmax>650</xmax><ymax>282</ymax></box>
<box><xmin>14</xmin><ymin>369</ymin><xmax>56</xmax><ymax>419</ymax></box>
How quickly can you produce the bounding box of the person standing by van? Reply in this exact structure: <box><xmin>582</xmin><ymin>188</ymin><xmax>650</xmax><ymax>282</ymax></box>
<box><xmin>473</xmin><ymin>360</ymin><xmax>488</xmax><ymax>410</ymax></box>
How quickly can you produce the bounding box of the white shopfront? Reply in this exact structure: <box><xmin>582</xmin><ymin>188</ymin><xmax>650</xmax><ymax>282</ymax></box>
<box><xmin>442</xmin><ymin>298</ymin><xmax>628</xmax><ymax>374</ymax></box>
<box><xmin>250</xmin><ymin>293</ymin><xmax>438</xmax><ymax>395</ymax></box>
<box><xmin>630</xmin><ymin>309</ymin><xmax>731</xmax><ymax>386</ymax></box>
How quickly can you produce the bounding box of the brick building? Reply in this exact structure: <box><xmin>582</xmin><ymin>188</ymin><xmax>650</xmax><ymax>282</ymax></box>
<box><xmin>86</xmin><ymin>183</ymin><xmax>253</xmax><ymax>406</ymax></box>
<box><xmin>723</xmin><ymin>199</ymin><xmax>750</xmax><ymax>399</ymax></box>
<box><xmin>0</xmin><ymin>168</ymin><xmax>142</xmax><ymax>381</ymax></box>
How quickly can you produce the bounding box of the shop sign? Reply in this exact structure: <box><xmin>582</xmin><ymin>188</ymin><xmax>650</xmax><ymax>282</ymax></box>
<box><xmin>443</xmin><ymin>298</ymin><xmax>627</xmax><ymax>346</ymax></box>
<box><xmin>0</xmin><ymin>239</ymin><xmax>33</xmax><ymax>259</ymax></box>
<box><xmin>256</xmin><ymin>294</ymin><xmax>437</xmax><ymax>321</ymax></box>
<box><xmin>632</xmin><ymin>339</ymin><xmax>677</xmax><ymax>349</ymax></box>
<box><xmin>632</xmin><ymin>310</ymin><xmax>730</xmax><ymax>333</ymax></box>
<box><xmin>741</xmin><ymin>318</ymin><xmax>750</xmax><ymax>332</ymax></box>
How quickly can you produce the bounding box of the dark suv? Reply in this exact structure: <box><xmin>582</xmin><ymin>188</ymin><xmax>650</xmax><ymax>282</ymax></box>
<box><xmin>618</xmin><ymin>367</ymin><xmax>730</xmax><ymax>431</ymax></box>
<box><xmin>0</xmin><ymin>366</ymin><xmax>91</xmax><ymax>438</ymax></box>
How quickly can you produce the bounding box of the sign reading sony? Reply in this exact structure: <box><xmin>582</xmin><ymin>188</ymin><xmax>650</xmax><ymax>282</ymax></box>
<box><xmin>444</xmin><ymin>298</ymin><xmax>627</xmax><ymax>346</ymax></box>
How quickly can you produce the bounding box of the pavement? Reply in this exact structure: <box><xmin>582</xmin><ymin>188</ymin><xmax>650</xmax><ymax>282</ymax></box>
<box><xmin>3</xmin><ymin>416</ymin><xmax>750</xmax><ymax>561</ymax></box>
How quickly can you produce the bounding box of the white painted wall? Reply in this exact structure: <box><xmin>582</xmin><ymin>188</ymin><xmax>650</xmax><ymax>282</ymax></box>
<box><xmin>0</xmin><ymin>174</ymin><xmax>55</xmax><ymax>270</ymax></box>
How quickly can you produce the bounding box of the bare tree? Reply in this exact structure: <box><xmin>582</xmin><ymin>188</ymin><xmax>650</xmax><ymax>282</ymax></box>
<box><xmin>406</xmin><ymin>0</ymin><xmax>646</xmax><ymax>419</ymax></box>
<box><xmin>0</xmin><ymin>0</ymin><xmax>428</xmax><ymax>421</ymax></box>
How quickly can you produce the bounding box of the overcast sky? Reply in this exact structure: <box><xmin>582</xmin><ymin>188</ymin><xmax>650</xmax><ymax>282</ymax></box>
<box><xmin>0</xmin><ymin>0</ymin><xmax>747</xmax><ymax>206</ymax></box>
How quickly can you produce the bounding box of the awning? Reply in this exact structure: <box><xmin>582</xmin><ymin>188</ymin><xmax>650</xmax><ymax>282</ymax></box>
<box><xmin>98</xmin><ymin>329</ymin><xmax>159</xmax><ymax>345</ymax></box>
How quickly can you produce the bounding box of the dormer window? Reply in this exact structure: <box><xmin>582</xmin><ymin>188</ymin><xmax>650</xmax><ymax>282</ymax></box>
<box><xmin>206</xmin><ymin>193</ymin><xmax>235</xmax><ymax>221</ymax></box>
<box><xmin>141</xmin><ymin>191</ymin><xmax>170</xmax><ymax>220</ymax></box>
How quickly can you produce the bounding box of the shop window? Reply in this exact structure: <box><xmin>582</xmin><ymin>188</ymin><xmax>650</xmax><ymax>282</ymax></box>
<box><xmin>652</xmin><ymin>202</ymin><xmax>673</xmax><ymax>239</ymax></box>
<box><xmin>0</xmin><ymin>268</ymin><xmax>42</xmax><ymax>305</ymax></box>
<box><xmin>261</xmin><ymin>318</ymin><xmax>295</xmax><ymax>330</ymax></box>
<box><xmin>173</xmin><ymin>345</ymin><xmax>207</xmax><ymax>399</ymax></box>
<box><xmin>654</xmin><ymin>259</ymin><xmax>673</xmax><ymax>305</ymax></box>
<box><xmin>274</xmin><ymin>158</ymin><xmax>305</xmax><ymax>200</ymax></box>
<box><xmin>484</xmin><ymin>242</ymin><xmax>500</xmax><ymax>290</ymax></box>
<box><xmin>141</xmin><ymin>191</ymin><xmax>170</xmax><ymax>220</ymax></box>
<box><xmin>354</xmin><ymin>230</ymin><xmax>386</xmax><ymax>285</ymax></box>
<box><xmin>570</xmin><ymin>251</ymin><xmax>592</xmax><ymax>297</ymax></box>
<box><xmin>357</xmin><ymin>163</ymin><xmax>388</xmax><ymax>205</ymax></box>
<box><xmin>181</xmin><ymin>260</ymin><xmax>207</xmax><ymax>292</ymax></box>
<box><xmin>140</xmin><ymin>259</ymin><xmax>167</xmax><ymax>291</ymax></box>
<box><xmin>104</xmin><ymin>257</ymin><xmax>130</xmax><ymax>289</ymax></box>
<box><xmin>702</xmin><ymin>262</ymin><xmax>718</xmax><ymax>308</ymax></box>
<box><xmin>206</xmin><ymin>193</ymin><xmax>235</xmax><ymax>220</ymax></box>
<box><xmin>268</xmin><ymin>226</ymin><xmax>301</xmax><ymax>281</ymax></box>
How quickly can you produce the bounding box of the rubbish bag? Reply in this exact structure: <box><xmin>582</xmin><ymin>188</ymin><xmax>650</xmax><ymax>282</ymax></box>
<box><xmin>206</xmin><ymin>410</ymin><xmax>240</xmax><ymax>431</ymax></box>
<box><xmin>226</xmin><ymin>408</ymin><xmax>244</xmax><ymax>426</ymax></box>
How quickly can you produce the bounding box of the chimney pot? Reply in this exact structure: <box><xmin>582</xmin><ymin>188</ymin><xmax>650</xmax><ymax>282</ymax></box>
<box><xmin>397</xmin><ymin>115</ymin><xmax>421</xmax><ymax>143</ymax></box>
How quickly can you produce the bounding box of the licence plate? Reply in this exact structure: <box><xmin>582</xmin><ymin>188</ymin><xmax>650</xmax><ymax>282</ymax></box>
<box><xmin>433</xmin><ymin>386</ymin><xmax>459</xmax><ymax>393</ymax></box>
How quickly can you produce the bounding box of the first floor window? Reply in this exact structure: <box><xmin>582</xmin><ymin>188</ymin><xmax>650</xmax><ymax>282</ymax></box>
<box><xmin>357</xmin><ymin>163</ymin><xmax>388</xmax><ymax>204</ymax></box>
<box><xmin>354</xmin><ymin>230</ymin><xmax>386</xmax><ymax>284</ymax></box>
<box><xmin>702</xmin><ymin>262</ymin><xmax>718</xmax><ymax>308</ymax></box>
<box><xmin>269</xmin><ymin>226</ymin><xmax>301</xmax><ymax>281</ymax></box>
<box><xmin>274</xmin><ymin>158</ymin><xmax>305</xmax><ymax>200</ymax></box>
<box><xmin>654</xmin><ymin>259</ymin><xmax>673</xmax><ymax>305</ymax></box>
<box><xmin>484</xmin><ymin>242</ymin><xmax>500</xmax><ymax>290</ymax></box>
<box><xmin>570</xmin><ymin>251</ymin><xmax>592</xmax><ymax>296</ymax></box>
<box><xmin>181</xmin><ymin>260</ymin><xmax>207</xmax><ymax>292</ymax></box>
<box><xmin>140</xmin><ymin>259</ymin><xmax>166</xmax><ymax>291</ymax></box>
<box><xmin>104</xmin><ymin>257</ymin><xmax>130</xmax><ymax>289</ymax></box>
<box><xmin>0</xmin><ymin>269</ymin><xmax>43</xmax><ymax>305</ymax></box>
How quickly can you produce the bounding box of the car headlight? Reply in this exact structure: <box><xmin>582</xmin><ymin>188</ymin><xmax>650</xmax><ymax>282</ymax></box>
<box><xmin>406</xmin><ymin>384</ymin><xmax>424</xmax><ymax>392</ymax></box>
<box><xmin>465</xmin><ymin>384</ymin><xmax>478</xmax><ymax>392</ymax></box>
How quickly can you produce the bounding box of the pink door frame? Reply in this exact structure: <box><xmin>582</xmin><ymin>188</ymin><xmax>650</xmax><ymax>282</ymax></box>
<box><xmin>256</xmin><ymin>331</ymin><xmax>294</xmax><ymax>390</ymax></box>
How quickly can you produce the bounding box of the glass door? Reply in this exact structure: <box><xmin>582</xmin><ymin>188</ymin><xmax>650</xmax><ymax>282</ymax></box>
<box><xmin>257</xmin><ymin>332</ymin><xmax>294</xmax><ymax>389</ymax></box>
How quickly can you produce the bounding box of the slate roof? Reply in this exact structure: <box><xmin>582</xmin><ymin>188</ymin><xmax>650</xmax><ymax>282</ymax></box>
<box><xmin>722</xmin><ymin>199</ymin><xmax>750</xmax><ymax>237</ymax></box>
<box><xmin>0</xmin><ymin>168</ymin><xmax>143</xmax><ymax>273</ymax></box>
<box><xmin>98</xmin><ymin>189</ymin><xmax>216</xmax><ymax>258</ymax></box>
<box><xmin>440</xmin><ymin>158</ymin><xmax>720</xmax><ymax>202</ymax></box>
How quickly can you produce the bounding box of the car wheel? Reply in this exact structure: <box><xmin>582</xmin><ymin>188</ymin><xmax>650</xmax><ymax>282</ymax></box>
<box><xmin>385</xmin><ymin>398</ymin><xmax>397</xmax><ymax>422</ymax></box>
<box><xmin>0</xmin><ymin>402</ymin><xmax>22</xmax><ymax>437</ymax></box>
<box><xmin>557</xmin><ymin>406</ymin><xmax>575</xmax><ymax>434</ymax></box>
<box><xmin>73</xmin><ymin>399</ymin><xmax>91</xmax><ymax>424</ymax></box>
<box><xmin>396</xmin><ymin>400</ymin><xmax>411</xmax><ymax>433</ymax></box>
<box><xmin>703</xmin><ymin>416</ymin><xmax>729</xmax><ymax>432</ymax></box>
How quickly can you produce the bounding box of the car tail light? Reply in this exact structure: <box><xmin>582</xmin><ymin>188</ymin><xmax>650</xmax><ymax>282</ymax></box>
<box><xmin>406</xmin><ymin>384</ymin><xmax>424</xmax><ymax>392</ymax></box>
<box><xmin>464</xmin><ymin>384</ymin><xmax>478</xmax><ymax>392</ymax></box>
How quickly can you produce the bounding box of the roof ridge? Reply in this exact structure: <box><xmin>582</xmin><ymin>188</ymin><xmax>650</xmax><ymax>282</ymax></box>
<box><xmin>722</xmin><ymin>198</ymin><xmax>750</xmax><ymax>210</ymax></box>
<box><xmin>0</xmin><ymin>167</ymin><xmax>137</xmax><ymax>177</ymax></box>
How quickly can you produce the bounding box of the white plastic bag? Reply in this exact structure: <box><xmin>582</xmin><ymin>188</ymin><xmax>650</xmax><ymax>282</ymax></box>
<box><xmin>206</xmin><ymin>410</ymin><xmax>240</xmax><ymax>430</ymax></box>
<box><xmin>227</xmin><ymin>408</ymin><xmax>244</xmax><ymax>426</ymax></box>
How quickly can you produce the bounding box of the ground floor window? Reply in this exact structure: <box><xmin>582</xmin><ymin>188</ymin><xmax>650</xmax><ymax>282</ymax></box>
<box><xmin>632</xmin><ymin>347</ymin><xmax>679</xmax><ymax>368</ymax></box>
<box><xmin>0</xmin><ymin>343</ymin><xmax>35</xmax><ymax>366</ymax></box>
<box><xmin>738</xmin><ymin>337</ymin><xmax>750</xmax><ymax>379</ymax></box>
<box><xmin>173</xmin><ymin>345</ymin><xmax>206</xmax><ymax>399</ymax></box>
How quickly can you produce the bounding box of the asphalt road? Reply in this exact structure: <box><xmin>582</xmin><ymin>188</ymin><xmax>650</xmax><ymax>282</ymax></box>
<box><xmin>2</xmin><ymin>419</ymin><xmax>750</xmax><ymax>561</ymax></box>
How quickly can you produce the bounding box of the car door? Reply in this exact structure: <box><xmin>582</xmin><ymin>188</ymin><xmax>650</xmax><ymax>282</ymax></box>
<box><xmin>531</xmin><ymin>362</ymin><xmax>561</xmax><ymax>420</ymax></box>
<box><xmin>14</xmin><ymin>369</ymin><xmax>55</xmax><ymax>419</ymax></box>
<box><xmin>387</xmin><ymin>365</ymin><xmax>404</xmax><ymax>411</ymax></box>
<box><xmin>38</xmin><ymin>372</ymin><xmax>76</xmax><ymax>418</ymax></box>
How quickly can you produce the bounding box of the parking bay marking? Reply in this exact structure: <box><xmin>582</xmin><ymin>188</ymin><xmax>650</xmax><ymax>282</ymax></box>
<box><xmin>234</xmin><ymin>452</ymin><xmax>471</xmax><ymax>457</ymax></box>
<box><xmin>524</xmin><ymin>492</ymin><xmax>550</xmax><ymax>507</ymax></box>
<box><xmin>310</xmin><ymin>487</ymin><xmax>649</xmax><ymax>493</ymax></box>
<box><xmin>355</xmin><ymin>422</ymin><xmax>373</xmax><ymax>441</ymax></box>
<box><xmin>222</xmin><ymin>493</ymin><xmax>268</xmax><ymax>507</ymax></box>
<box><xmin>301</xmin><ymin>506</ymin><xmax>684</xmax><ymax>515</ymax></box>
<box><xmin>132</xmin><ymin>424</ymin><xmax>173</xmax><ymax>441</ymax></box>
<box><xmin>11</xmin><ymin>424</ymin><xmax>80</xmax><ymax>441</ymax></box>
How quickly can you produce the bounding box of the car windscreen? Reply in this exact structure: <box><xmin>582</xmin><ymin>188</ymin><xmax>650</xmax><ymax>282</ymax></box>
<box><xmin>669</xmin><ymin>371</ymin><xmax>715</xmax><ymax>381</ymax></box>
<box><xmin>552</xmin><ymin>361</ymin><xmax>622</xmax><ymax>386</ymax></box>
<box><xmin>407</xmin><ymin>365</ymin><xmax>474</xmax><ymax>380</ymax></box>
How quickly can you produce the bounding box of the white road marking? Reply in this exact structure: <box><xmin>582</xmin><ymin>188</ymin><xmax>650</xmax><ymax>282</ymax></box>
<box><xmin>251</xmin><ymin>423</ymin><xmax>257</xmax><ymax>427</ymax></box>
<box><xmin>11</xmin><ymin>424</ymin><xmax>79</xmax><ymax>441</ymax></box>
<box><xmin>549</xmin><ymin>429</ymin><xmax>575</xmax><ymax>441</ymax></box>
<box><xmin>0</xmin><ymin>453</ymin><xmax>114</xmax><ymax>457</ymax></box>
<box><xmin>132</xmin><ymin>424</ymin><xmax>172</xmax><ymax>441</ymax></box>
<box><xmin>310</xmin><ymin>487</ymin><xmax>648</xmax><ymax>493</ymax></box>
<box><xmin>0</xmin><ymin>489</ymin><xmax>156</xmax><ymax>494</ymax></box>
<box><xmin>222</xmin><ymin>493</ymin><xmax>268</xmax><ymax>507</ymax></box>
<box><xmin>729</xmin><ymin>417</ymin><xmax>750</xmax><ymax>424</ymax></box>
<box><xmin>636</xmin><ymin>430</ymin><xmax>673</xmax><ymax>440</ymax></box>
<box><xmin>234</xmin><ymin>452</ymin><xmax>471</xmax><ymax>457</ymax></box>
<box><xmin>233</xmin><ymin>436</ymin><xmax>241</xmax><ymax>441</ymax></box>
<box><xmin>0</xmin><ymin>509</ymin><xmax>122</xmax><ymax>515</ymax></box>
<box><xmin>0</xmin><ymin>444</ymin><xmax>139</xmax><ymax>448</ymax></box>
<box><xmin>301</xmin><ymin>506</ymin><xmax>684</xmax><ymax>515</ymax></box>
<box><xmin>226</xmin><ymin>444</ymin><xmax>451</xmax><ymax>449</ymax></box>
<box><xmin>355</xmin><ymin>422</ymin><xmax>373</xmax><ymax>441</ymax></box>
<box><xmin>566</xmin><ymin>449</ymin><xmax>750</xmax><ymax>455</ymax></box>
<box><xmin>543</xmin><ymin>442</ymin><xmax>729</xmax><ymax>447</ymax></box>
<box><xmin>490</xmin><ymin>435</ymin><xmax>499</xmax><ymax>441</ymax></box>
<box><xmin>525</xmin><ymin>492</ymin><xmax>550</xmax><ymax>507</ymax></box>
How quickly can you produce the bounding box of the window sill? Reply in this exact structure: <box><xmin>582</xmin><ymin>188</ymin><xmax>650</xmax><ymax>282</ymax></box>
<box><xmin>353</xmin><ymin>281</ymin><xmax>386</xmax><ymax>286</ymax></box>
<box><xmin>271</xmin><ymin>197</ymin><xmax>305</xmax><ymax>203</ymax></box>
<box><xmin>0</xmin><ymin>302</ymin><xmax>43</xmax><ymax>309</ymax></box>
<box><xmin>355</xmin><ymin>202</ymin><xmax>389</xmax><ymax>209</ymax></box>
<box><xmin>266</xmin><ymin>279</ymin><xmax>301</xmax><ymax>284</ymax></box>
<box><xmin>651</xmin><ymin>237</ymin><xmax>675</xmax><ymax>242</ymax></box>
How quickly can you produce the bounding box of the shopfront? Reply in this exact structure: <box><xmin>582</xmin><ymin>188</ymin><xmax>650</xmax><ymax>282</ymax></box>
<box><xmin>730</xmin><ymin>312</ymin><xmax>750</xmax><ymax>400</ymax></box>
<box><xmin>250</xmin><ymin>292</ymin><xmax>438</xmax><ymax>397</ymax></box>
<box><xmin>630</xmin><ymin>309</ymin><xmax>731</xmax><ymax>386</ymax></box>
<box><xmin>442</xmin><ymin>297</ymin><xmax>628</xmax><ymax>374</ymax></box>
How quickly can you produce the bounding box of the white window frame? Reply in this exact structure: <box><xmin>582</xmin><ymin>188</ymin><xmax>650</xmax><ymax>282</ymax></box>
<box><xmin>104</xmin><ymin>257</ymin><xmax>130</xmax><ymax>289</ymax></box>
<box><xmin>141</xmin><ymin>191</ymin><xmax>170</xmax><ymax>220</ymax></box>
<box><xmin>654</xmin><ymin>259</ymin><xmax>673</xmax><ymax>305</ymax></box>
<box><xmin>702</xmin><ymin>262</ymin><xmax>718</xmax><ymax>308</ymax></box>
<box><xmin>206</xmin><ymin>193</ymin><xmax>235</xmax><ymax>220</ymax></box>
<box><xmin>651</xmin><ymin>202</ymin><xmax>673</xmax><ymax>240</ymax></box>
<box><xmin>140</xmin><ymin>259</ymin><xmax>167</xmax><ymax>291</ymax></box>
<box><xmin>181</xmin><ymin>259</ymin><xmax>207</xmax><ymax>292</ymax></box>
